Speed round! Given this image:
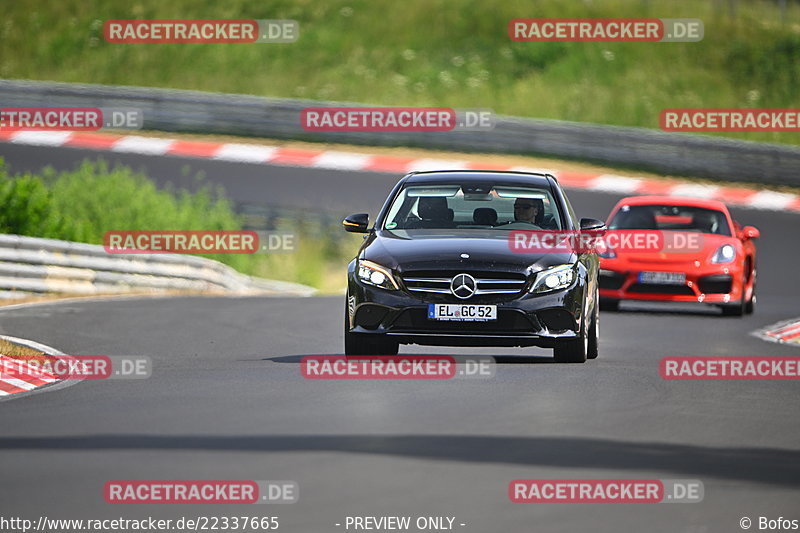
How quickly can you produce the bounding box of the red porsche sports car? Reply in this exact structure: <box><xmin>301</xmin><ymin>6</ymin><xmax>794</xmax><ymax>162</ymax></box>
<box><xmin>598</xmin><ymin>196</ymin><xmax>759</xmax><ymax>316</ymax></box>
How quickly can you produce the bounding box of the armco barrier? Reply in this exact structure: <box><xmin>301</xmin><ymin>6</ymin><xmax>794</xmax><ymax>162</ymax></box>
<box><xmin>2</xmin><ymin>79</ymin><xmax>800</xmax><ymax>186</ymax></box>
<box><xmin>0</xmin><ymin>234</ymin><xmax>315</xmax><ymax>300</ymax></box>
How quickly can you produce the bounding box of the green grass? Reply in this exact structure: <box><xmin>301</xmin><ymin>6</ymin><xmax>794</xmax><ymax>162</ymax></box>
<box><xmin>0</xmin><ymin>159</ymin><xmax>360</xmax><ymax>292</ymax></box>
<box><xmin>2</xmin><ymin>0</ymin><xmax>800</xmax><ymax>145</ymax></box>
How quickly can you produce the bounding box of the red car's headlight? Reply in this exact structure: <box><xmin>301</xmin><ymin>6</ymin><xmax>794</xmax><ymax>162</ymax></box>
<box><xmin>711</xmin><ymin>244</ymin><xmax>736</xmax><ymax>264</ymax></box>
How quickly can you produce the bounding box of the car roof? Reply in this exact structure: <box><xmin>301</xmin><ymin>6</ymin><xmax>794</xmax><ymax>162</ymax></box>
<box><xmin>614</xmin><ymin>195</ymin><xmax>729</xmax><ymax>212</ymax></box>
<box><xmin>403</xmin><ymin>170</ymin><xmax>553</xmax><ymax>187</ymax></box>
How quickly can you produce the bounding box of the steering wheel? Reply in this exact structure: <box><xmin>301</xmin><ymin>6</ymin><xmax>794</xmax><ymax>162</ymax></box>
<box><xmin>499</xmin><ymin>221</ymin><xmax>542</xmax><ymax>230</ymax></box>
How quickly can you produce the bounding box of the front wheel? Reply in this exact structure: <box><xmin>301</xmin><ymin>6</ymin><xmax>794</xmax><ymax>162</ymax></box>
<box><xmin>745</xmin><ymin>268</ymin><xmax>756</xmax><ymax>315</ymax></box>
<box><xmin>344</xmin><ymin>299</ymin><xmax>399</xmax><ymax>355</ymax></box>
<box><xmin>720</xmin><ymin>279</ymin><xmax>747</xmax><ymax>317</ymax></box>
<box><xmin>554</xmin><ymin>323</ymin><xmax>589</xmax><ymax>364</ymax></box>
<box><xmin>744</xmin><ymin>292</ymin><xmax>756</xmax><ymax>315</ymax></box>
<box><xmin>587</xmin><ymin>296</ymin><xmax>599</xmax><ymax>360</ymax></box>
<box><xmin>345</xmin><ymin>333</ymin><xmax>399</xmax><ymax>356</ymax></box>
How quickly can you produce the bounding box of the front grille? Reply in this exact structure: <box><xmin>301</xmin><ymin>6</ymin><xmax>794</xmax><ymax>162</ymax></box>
<box><xmin>599</xmin><ymin>271</ymin><xmax>626</xmax><ymax>290</ymax></box>
<box><xmin>536</xmin><ymin>309</ymin><xmax>576</xmax><ymax>331</ymax></box>
<box><xmin>697</xmin><ymin>274</ymin><xmax>733</xmax><ymax>294</ymax></box>
<box><xmin>392</xmin><ymin>308</ymin><xmax>535</xmax><ymax>333</ymax></box>
<box><xmin>354</xmin><ymin>304</ymin><xmax>390</xmax><ymax>329</ymax></box>
<box><xmin>401</xmin><ymin>270</ymin><xmax>527</xmax><ymax>297</ymax></box>
<box><xmin>628</xmin><ymin>283</ymin><xmax>694</xmax><ymax>295</ymax></box>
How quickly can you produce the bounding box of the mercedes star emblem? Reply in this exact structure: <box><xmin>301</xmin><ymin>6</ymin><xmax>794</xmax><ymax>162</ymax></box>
<box><xmin>451</xmin><ymin>273</ymin><xmax>477</xmax><ymax>299</ymax></box>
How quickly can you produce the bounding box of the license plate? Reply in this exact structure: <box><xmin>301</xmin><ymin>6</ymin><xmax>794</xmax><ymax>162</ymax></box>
<box><xmin>428</xmin><ymin>304</ymin><xmax>497</xmax><ymax>321</ymax></box>
<box><xmin>638</xmin><ymin>271</ymin><xmax>686</xmax><ymax>285</ymax></box>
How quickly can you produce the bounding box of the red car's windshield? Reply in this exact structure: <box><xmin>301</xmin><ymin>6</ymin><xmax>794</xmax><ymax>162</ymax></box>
<box><xmin>609</xmin><ymin>204</ymin><xmax>731</xmax><ymax>236</ymax></box>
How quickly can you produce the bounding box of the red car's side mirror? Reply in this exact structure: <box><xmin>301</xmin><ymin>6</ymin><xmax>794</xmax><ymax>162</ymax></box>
<box><xmin>741</xmin><ymin>226</ymin><xmax>760</xmax><ymax>240</ymax></box>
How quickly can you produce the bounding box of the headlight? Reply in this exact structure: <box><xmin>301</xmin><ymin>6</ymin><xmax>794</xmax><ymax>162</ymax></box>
<box><xmin>530</xmin><ymin>264</ymin><xmax>576</xmax><ymax>294</ymax></box>
<box><xmin>711</xmin><ymin>244</ymin><xmax>736</xmax><ymax>264</ymax></box>
<box><xmin>357</xmin><ymin>260</ymin><xmax>399</xmax><ymax>290</ymax></box>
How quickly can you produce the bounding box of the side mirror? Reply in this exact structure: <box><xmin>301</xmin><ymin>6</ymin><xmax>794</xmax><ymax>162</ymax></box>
<box><xmin>343</xmin><ymin>213</ymin><xmax>370</xmax><ymax>233</ymax></box>
<box><xmin>579</xmin><ymin>218</ymin><xmax>606</xmax><ymax>231</ymax></box>
<box><xmin>741</xmin><ymin>225</ymin><xmax>760</xmax><ymax>240</ymax></box>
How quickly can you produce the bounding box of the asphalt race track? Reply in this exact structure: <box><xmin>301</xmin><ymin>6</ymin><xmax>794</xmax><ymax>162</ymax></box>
<box><xmin>1</xmin><ymin>142</ymin><xmax>799</xmax><ymax>533</ymax></box>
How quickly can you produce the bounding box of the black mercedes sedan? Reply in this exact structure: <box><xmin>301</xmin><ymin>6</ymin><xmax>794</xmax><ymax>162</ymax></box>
<box><xmin>343</xmin><ymin>170</ymin><xmax>604</xmax><ymax>363</ymax></box>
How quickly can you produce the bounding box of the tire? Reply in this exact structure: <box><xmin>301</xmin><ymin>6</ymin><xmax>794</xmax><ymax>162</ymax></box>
<box><xmin>345</xmin><ymin>335</ymin><xmax>399</xmax><ymax>356</ymax></box>
<box><xmin>554</xmin><ymin>321</ymin><xmax>589</xmax><ymax>364</ymax></box>
<box><xmin>720</xmin><ymin>279</ymin><xmax>746</xmax><ymax>317</ymax></box>
<box><xmin>554</xmin><ymin>285</ymin><xmax>597</xmax><ymax>363</ymax></box>
<box><xmin>599</xmin><ymin>298</ymin><xmax>620</xmax><ymax>312</ymax></box>
<box><xmin>745</xmin><ymin>292</ymin><xmax>756</xmax><ymax>315</ymax></box>
<box><xmin>745</xmin><ymin>268</ymin><xmax>756</xmax><ymax>315</ymax></box>
<box><xmin>587</xmin><ymin>297</ymin><xmax>599</xmax><ymax>360</ymax></box>
<box><xmin>344</xmin><ymin>298</ymin><xmax>399</xmax><ymax>355</ymax></box>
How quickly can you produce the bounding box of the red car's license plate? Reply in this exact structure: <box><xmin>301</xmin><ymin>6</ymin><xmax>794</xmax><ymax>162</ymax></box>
<box><xmin>638</xmin><ymin>271</ymin><xmax>686</xmax><ymax>285</ymax></box>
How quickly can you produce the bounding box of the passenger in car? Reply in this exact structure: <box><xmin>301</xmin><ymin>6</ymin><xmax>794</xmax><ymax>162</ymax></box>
<box><xmin>407</xmin><ymin>197</ymin><xmax>455</xmax><ymax>228</ymax></box>
<box><xmin>473</xmin><ymin>207</ymin><xmax>498</xmax><ymax>226</ymax></box>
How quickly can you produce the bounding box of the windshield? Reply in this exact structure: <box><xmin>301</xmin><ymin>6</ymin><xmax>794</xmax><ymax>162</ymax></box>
<box><xmin>609</xmin><ymin>204</ymin><xmax>731</xmax><ymax>236</ymax></box>
<box><xmin>382</xmin><ymin>183</ymin><xmax>562</xmax><ymax>231</ymax></box>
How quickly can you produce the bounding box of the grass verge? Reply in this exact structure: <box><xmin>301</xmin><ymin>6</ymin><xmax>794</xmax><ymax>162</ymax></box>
<box><xmin>0</xmin><ymin>338</ymin><xmax>48</xmax><ymax>364</ymax></box>
<box><xmin>3</xmin><ymin>0</ymin><xmax>800</xmax><ymax>145</ymax></box>
<box><xmin>0</xmin><ymin>159</ymin><xmax>361</xmax><ymax>294</ymax></box>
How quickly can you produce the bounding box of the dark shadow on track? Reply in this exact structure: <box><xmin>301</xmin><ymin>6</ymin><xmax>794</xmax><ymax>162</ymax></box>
<box><xmin>1</xmin><ymin>434</ymin><xmax>798</xmax><ymax>487</ymax></box>
<box><xmin>609</xmin><ymin>303</ymin><xmax>723</xmax><ymax>317</ymax></box>
<box><xmin>265</xmin><ymin>354</ymin><xmax>556</xmax><ymax>364</ymax></box>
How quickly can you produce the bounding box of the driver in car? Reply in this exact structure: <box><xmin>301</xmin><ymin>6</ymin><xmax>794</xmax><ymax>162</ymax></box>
<box><xmin>514</xmin><ymin>198</ymin><xmax>542</xmax><ymax>225</ymax></box>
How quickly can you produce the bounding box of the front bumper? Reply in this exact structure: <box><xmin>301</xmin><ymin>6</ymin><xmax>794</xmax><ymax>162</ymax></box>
<box><xmin>347</xmin><ymin>274</ymin><xmax>588</xmax><ymax>348</ymax></box>
<box><xmin>598</xmin><ymin>259</ymin><xmax>744</xmax><ymax>304</ymax></box>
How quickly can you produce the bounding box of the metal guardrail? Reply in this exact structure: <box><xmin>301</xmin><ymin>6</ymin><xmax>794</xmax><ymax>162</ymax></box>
<box><xmin>2</xmin><ymin>79</ymin><xmax>800</xmax><ymax>186</ymax></box>
<box><xmin>0</xmin><ymin>234</ymin><xmax>315</xmax><ymax>300</ymax></box>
